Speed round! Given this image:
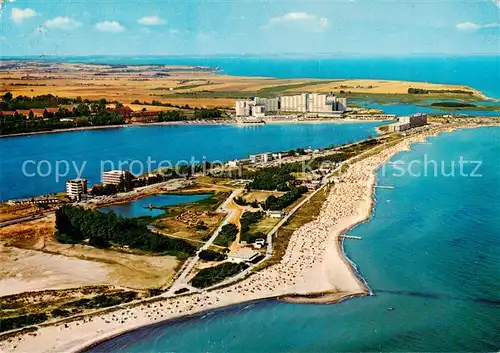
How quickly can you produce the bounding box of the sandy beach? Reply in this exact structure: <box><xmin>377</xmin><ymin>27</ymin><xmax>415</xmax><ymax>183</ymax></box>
<box><xmin>0</xmin><ymin>124</ymin><xmax>459</xmax><ymax>353</ymax></box>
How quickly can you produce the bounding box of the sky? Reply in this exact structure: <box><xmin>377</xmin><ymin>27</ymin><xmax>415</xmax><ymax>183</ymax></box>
<box><xmin>0</xmin><ymin>0</ymin><xmax>499</xmax><ymax>56</ymax></box>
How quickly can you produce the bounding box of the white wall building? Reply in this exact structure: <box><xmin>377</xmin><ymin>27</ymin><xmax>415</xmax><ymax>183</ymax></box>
<box><xmin>252</xmin><ymin>105</ymin><xmax>266</xmax><ymax>117</ymax></box>
<box><xmin>235</xmin><ymin>93</ymin><xmax>348</xmax><ymax>116</ymax></box>
<box><xmin>254</xmin><ymin>97</ymin><xmax>279</xmax><ymax>112</ymax></box>
<box><xmin>228</xmin><ymin>248</ymin><xmax>261</xmax><ymax>263</ymax></box>
<box><xmin>399</xmin><ymin>113</ymin><xmax>428</xmax><ymax>128</ymax></box>
<box><xmin>235</xmin><ymin>100</ymin><xmax>252</xmax><ymax>116</ymax></box>
<box><xmin>249</xmin><ymin>152</ymin><xmax>273</xmax><ymax>164</ymax></box>
<box><xmin>388</xmin><ymin>113</ymin><xmax>427</xmax><ymax>133</ymax></box>
<box><xmin>102</xmin><ymin>170</ymin><xmax>127</xmax><ymax>185</ymax></box>
<box><xmin>66</xmin><ymin>178</ymin><xmax>88</xmax><ymax>200</ymax></box>
<box><xmin>280</xmin><ymin>93</ymin><xmax>308</xmax><ymax>112</ymax></box>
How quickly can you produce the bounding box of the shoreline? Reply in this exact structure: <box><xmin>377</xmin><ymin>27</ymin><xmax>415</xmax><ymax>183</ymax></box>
<box><xmin>0</xmin><ymin>118</ymin><xmax>385</xmax><ymax>139</ymax></box>
<box><xmin>0</xmin><ymin>124</ymin><xmax>128</xmax><ymax>139</ymax></box>
<box><xmin>1</xmin><ymin>124</ymin><xmax>481</xmax><ymax>353</ymax></box>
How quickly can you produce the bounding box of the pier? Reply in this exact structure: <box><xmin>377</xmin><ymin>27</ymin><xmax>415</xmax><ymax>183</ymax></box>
<box><xmin>340</xmin><ymin>235</ymin><xmax>363</xmax><ymax>240</ymax></box>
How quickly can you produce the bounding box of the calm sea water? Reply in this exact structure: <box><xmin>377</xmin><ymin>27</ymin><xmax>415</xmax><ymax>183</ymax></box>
<box><xmin>99</xmin><ymin>194</ymin><xmax>212</xmax><ymax>218</ymax></box>
<box><xmin>0</xmin><ymin>122</ymin><xmax>382</xmax><ymax>201</ymax></box>
<box><xmin>26</xmin><ymin>55</ymin><xmax>500</xmax><ymax>99</ymax></box>
<box><xmin>86</xmin><ymin>127</ymin><xmax>500</xmax><ymax>352</ymax></box>
<box><xmin>358</xmin><ymin>101</ymin><xmax>500</xmax><ymax>117</ymax></box>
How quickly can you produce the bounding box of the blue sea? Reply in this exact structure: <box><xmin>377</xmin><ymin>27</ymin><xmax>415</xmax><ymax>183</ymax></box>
<box><xmin>86</xmin><ymin>127</ymin><xmax>500</xmax><ymax>352</ymax></box>
<box><xmin>20</xmin><ymin>55</ymin><xmax>500</xmax><ymax>99</ymax></box>
<box><xmin>0</xmin><ymin>122</ymin><xmax>383</xmax><ymax>201</ymax></box>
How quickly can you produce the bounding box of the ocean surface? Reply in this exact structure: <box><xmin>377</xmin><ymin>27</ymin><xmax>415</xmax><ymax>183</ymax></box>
<box><xmin>0</xmin><ymin>122</ymin><xmax>383</xmax><ymax>201</ymax></box>
<box><xmin>22</xmin><ymin>55</ymin><xmax>500</xmax><ymax>99</ymax></box>
<box><xmin>99</xmin><ymin>193</ymin><xmax>212</xmax><ymax>218</ymax></box>
<box><xmin>86</xmin><ymin>127</ymin><xmax>500</xmax><ymax>352</ymax></box>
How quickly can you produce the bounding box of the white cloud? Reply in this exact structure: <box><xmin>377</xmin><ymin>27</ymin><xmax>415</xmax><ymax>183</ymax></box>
<box><xmin>267</xmin><ymin>12</ymin><xmax>328</xmax><ymax>31</ymax></box>
<box><xmin>32</xmin><ymin>26</ymin><xmax>47</xmax><ymax>36</ymax></box>
<box><xmin>44</xmin><ymin>17</ymin><xmax>81</xmax><ymax>30</ymax></box>
<box><xmin>138</xmin><ymin>16</ymin><xmax>166</xmax><ymax>26</ymax></box>
<box><xmin>11</xmin><ymin>8</ymin><xmax>37</xmax><ymax>23</ymax></box>
<box><xmin>456</xmin><ymin>22</ymin><xmax>500</xmax><ymax>31</ymax></box>
<box><xmin>197</xmin><ymin>31</ymin><xmax>216</xmax><ymax>40</ymax></box>
<box><xmin>94</xmin><ymin>20</ymin><xmax>125</xmax><ymax>33</ymax></box>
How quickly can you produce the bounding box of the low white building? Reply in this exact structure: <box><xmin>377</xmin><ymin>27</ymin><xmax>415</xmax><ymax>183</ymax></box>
<box><xmin>253</xmin><ymin>238</ymin><xmax>266</xmax><ymax>249</ymax></box>
<box><xmin>228</xmin><ymin>248</ymin><xmax>261</xmax><ymax>263</ymax></box>
<box><xmin>250</xmin><ymin>153</ymin><xmax>273</xmax><ymax>164</ymax></box>
<box><xmin>388</xmin><ymin>113</ymin><xmax>427</xmax><ymax>133</ymax></box>
<box><xmin>266</xmin><ymin>210</ymin><xmax>285</xmax><ymax>218</ymax></box>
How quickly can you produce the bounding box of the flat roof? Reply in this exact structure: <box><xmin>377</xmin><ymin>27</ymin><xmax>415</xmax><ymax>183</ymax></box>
<box><xmin>229</xmin><ymin>248</ymin><xmax>260</xmax><ymax>260</ymax></box>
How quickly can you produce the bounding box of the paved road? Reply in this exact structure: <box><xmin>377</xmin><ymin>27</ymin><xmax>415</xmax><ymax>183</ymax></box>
<box><xmin>165</xmin><ymin>189</ymin><xmax>243</xmax><ymax>295</ymax></box>
<box><xmin>0</xmin><ymin>212</ymin><xmax>54</xmax><ymax>228</ymax></box>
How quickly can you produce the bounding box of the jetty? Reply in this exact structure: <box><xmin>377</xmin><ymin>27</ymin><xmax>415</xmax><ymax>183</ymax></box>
<box><xmin>374</xmin><ymin>185</ymin><xmax>395</xmax><ymax>189</ymax></box>
<box><xmin>340</xmin><ymin>235</ymin><xmax>363</xmax><ymax>240</ymax></box>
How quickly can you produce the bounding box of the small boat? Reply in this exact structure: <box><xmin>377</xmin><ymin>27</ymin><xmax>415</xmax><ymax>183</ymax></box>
<box><xmin>387</xmin><ymin>307</ymin><xmax>395</xmax><ymax>311</ymax></box>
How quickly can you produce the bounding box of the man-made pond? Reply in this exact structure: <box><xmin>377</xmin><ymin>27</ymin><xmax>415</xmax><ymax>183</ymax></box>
<box><xmin>99</xmin><ymin>193</ymin><xmax>212</xmax><ymax>218</ymax></box>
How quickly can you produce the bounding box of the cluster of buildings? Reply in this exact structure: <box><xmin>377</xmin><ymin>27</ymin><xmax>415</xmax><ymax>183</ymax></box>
<box><xmin>0</xmin><ymin>108</ymin><xmax>61</xmax><ymax>119</ymax></box>
<box><xmin>64</xmin><ymin>170</ymin><xmax>131</xmax><ymax>201</ymax></box>
<box><xmin>7</xmin><ymin>196</ymin><xmax>62</xmax><ymax>206</ymax></box>
<box><xmin>101</xmin><ymin>170</ymin><xmax>130</xmax><ymax>185</ymax></box>
<box><xmin>387</xmin><ymin>113</ymin><xmax>428</xmax><ymax>132</ymax></box>
<box><xmin>235</xmin><ymin>93</ymin><xmax>348</xmax><ymax>118</ymax></box>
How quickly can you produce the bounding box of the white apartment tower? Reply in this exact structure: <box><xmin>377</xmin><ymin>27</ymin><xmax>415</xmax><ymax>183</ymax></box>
<box><xmin>254</xmin><ymin>97</ymin><xmax>279</xmax><ymax>112</ymax></box>
<box><xmin>102</xmin><ymin>170</ymin><xmax>128</xmax><ymax>185</ymax></box>
<box><xmin>66</xmin><ymin>178</ymin><xmax>88</xmax><ymax>200</ymax></box>
<box><xmin>280</xmin><ymin>93</ymin><xmax>308</xmax><ymax>112</ymax></box>
<box><xmin>235</xmin><ymin>101</ymin><xmax>252</xmax><ymax>116</ymax></box>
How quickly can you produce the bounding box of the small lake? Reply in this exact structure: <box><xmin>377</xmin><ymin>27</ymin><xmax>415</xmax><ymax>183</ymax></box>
<box><xmin>99</xmin><ymin>193</ymin><xmax>212</xmax><ymax>218</ymax></box>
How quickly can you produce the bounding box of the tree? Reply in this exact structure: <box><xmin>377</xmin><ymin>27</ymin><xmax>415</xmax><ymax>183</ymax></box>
<box><xmin>2</xmin><ymin>92</ymin><xmax>13</xmax><ymax>102</ymax></box>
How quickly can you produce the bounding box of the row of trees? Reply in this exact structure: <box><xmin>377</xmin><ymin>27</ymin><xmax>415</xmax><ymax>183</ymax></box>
<box><xmin>199</xmin><ymin>249</ymin><xmax>227</xmax><ymax>262</ymax></box>
<box><xmin>157</xmin><ymin>110</ymin><xmax>187</xmax><ymax>122</ymax></box>
<box><xmin>193</xmin><ymin>108</ymin><xmax>222</xmax><ymax>120</ymax></box>
<box><xmin>213</xmin><ymin>223</ymin><xmax>238</xmax><ymax>247</ymax></box>
<box><xmin>263</xmin><ymin>186</ymin><xmax>308</xmax><ymax>211</ymax></box>
<box><xmin>55</xmin><ymin>205</ymin><xmax>197</xmax><ymax>257</ymax></box>
<box><xmin>248</xmin><ymin>164</ymin><xmax>301</xmax><ymax>191</ymax></box>
<box><xmin>1</xmin><ymin>92</ymin><xmax>114</xmax><ymax>111</ymax></box>
<box><xmin>234</xmin><ymin>197</ymin><xmax>259</xmax><ymax>208</ymax></box>
<box><xmin>190</xmin><ymin>262</ymin><xmax>249</xmax><ymax>288</ymax></box>
<box><xmin>239</xmin><ymin>211</ymin><xmax>266</xmax><ymax>244</ymax></box>
<box><xmin>0</xmin><ymin>105</ymin><xmax>125</xmax><ymax>136</ymax></box>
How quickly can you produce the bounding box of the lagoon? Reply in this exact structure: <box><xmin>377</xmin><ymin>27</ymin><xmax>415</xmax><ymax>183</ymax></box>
<box><xmin>357</xmin><ymin>101</ymin><xmax>500</xmax><ymax>117</ymax></box>
<box><xmin>99</xmin><ymin>194</ymin><xmax>212</xmax><ymax>218</ymax></box>
<box><xmin>0</xmin><ymin>122</ymin><xmax>384</xmax><ymax>201</ymax></box>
